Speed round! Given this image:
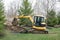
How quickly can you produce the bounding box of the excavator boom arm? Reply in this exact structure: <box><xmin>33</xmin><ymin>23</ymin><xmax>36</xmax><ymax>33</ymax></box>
<box><xmin>16</xmin><ymin>16</ymin><xmax>34</xmax><ymax>23</ymax></box>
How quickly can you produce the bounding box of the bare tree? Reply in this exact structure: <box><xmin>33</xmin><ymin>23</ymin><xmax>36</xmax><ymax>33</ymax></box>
<box><xmin>5</xmin><ymin>0</ymin><xmax>20</xmax><ymax>25</ymax></box>
<box><xmin>34</xmin><ymin>0</ymin><xmax>56</xmax><ymax>17</ymax></box>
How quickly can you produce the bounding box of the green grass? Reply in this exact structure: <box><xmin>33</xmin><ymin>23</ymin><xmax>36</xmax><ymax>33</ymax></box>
<box><xmin>0</xmin><ymin>28</ymin><xmax>60</xmax><ymax>40</ymax></box>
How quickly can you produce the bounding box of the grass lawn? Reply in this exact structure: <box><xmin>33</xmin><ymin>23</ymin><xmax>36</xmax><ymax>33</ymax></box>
<box><xmin>0</xmin><ymin>28</ymin><xmax>60</xmax><ymax>40</ymax></box>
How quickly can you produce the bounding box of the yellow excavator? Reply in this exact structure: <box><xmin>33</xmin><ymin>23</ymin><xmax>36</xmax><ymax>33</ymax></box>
<box><xmin>14</xmin><ymin>15</ymin><xmax>48</xmax><ymax>34</ymax></box>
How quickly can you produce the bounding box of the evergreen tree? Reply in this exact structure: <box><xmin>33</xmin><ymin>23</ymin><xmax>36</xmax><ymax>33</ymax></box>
<box><xmin>18</xmin><ymin>0</ymin><xmax>33</xmax><ymax>26</ymax></box>
<box><xmin>18</xmin><ymin>0</ymin><xmax>33</xmax><ymax>16</ymax></box>
<box><xmin>47</xmin><ymin>9</ymin><xmax>58</xmax><ymax>27</ymax></box>
<box><xmin>0</xmin><ymin>0</ymin><xmax>5</xmax><ymax>35</ymax></box>
<box><xmin>57</xmin><ymin>12</ymin><xmax>60</xmax><ymax>25</ymax></box>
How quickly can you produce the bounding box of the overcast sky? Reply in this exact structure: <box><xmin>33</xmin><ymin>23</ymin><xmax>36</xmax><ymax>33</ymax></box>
<box><xmin>3</xmin><ymin>0</ymin><xmax>36</xmax><ymax>7</ymax></box>
<box><xmin>54</xmin><ymin>2</ymin><xmax>60</xmax><ymax>12</ymax></box>
<box><xmin>3</xmin><ymin>0</ymin><xmax>36</xmax><ymax>11</ymax></box>
<box><xmin>3</xmin><ymin>0</ymin><xmax>60</xmax><ymax>13</ymax></box>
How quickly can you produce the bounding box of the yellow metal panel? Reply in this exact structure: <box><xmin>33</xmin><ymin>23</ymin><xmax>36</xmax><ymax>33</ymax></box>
<box><xmin>33</xmin><ymin>26</ymin><xmax>46</xmax><ymax>30</ymax></box>
<box><xmin>17</xmin><ymin>15</ymin><xmax>34</xmax><ymax>23</ymax></box>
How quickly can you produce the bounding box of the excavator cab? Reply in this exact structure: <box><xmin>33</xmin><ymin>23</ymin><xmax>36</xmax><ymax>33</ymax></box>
<box><xmin>34</xmin><ymin>16</ymin><xmax>45</xmax><ymax>27</ymax></box>
<box><xmin>32</xmin><ymin>15</ymin><xmax>48</xmax><ymax>33</ymax></box>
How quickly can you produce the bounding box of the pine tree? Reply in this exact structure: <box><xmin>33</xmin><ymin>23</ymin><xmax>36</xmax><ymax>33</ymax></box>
<box><xmin>57</xmin><ymin>12</ymin><xmax>60</xmax><ymax>25</ymax></box>
<box><xmin>47</xmin><ymin>9</ymin><xmax>58</xmax><ymax>27</ymax></box>
<box><xmin>18</xmin><ymin>0</ymin><xmax>33</xmax><ymax>16</ymax></box>
<box><xmin>0</xmin><ymin>0</ymin><xmax>4</xmax><ymax>34</ymax></box>
<box><xmin>18</xmin><ymin>0</ymin><xmax>33</xmax><ymax>26</ymax></box>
